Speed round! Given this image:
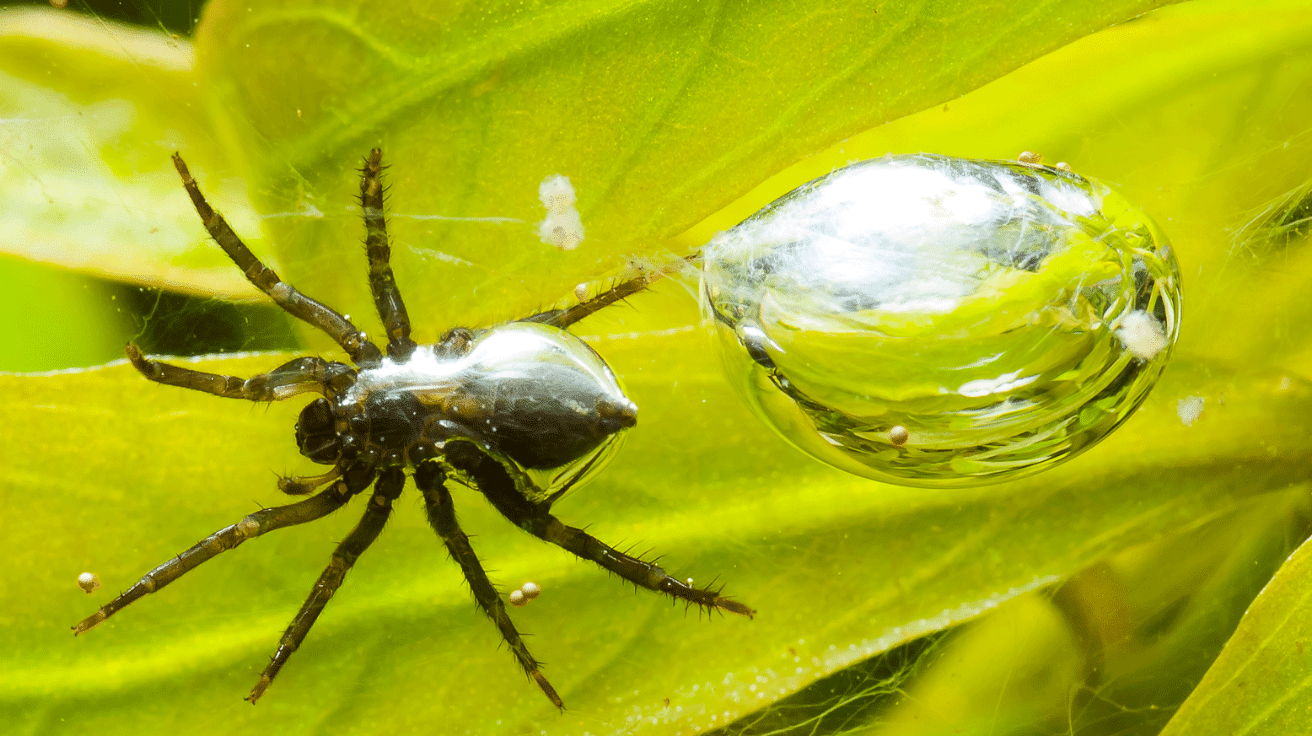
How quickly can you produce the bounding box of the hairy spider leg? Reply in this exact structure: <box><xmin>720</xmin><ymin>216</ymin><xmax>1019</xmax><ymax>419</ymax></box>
<box><xmin>446</xmin><ymin>441</ymin><xmax>756</xmax><ymax>619</ymax></box>
<box><xmin>124</xmin><ymin>348</ymin><xmax>355</xmax><ymax>402</ymax></box>
<box><xmin>522</xmin><ymin>266</ymin><xmax>670</xmax><ymax>329</ymax></box>
<box><xmin>359</xmin><ymin>149</ymin><xmax>417</xmax><ymax>361</ymax></box>
<box><xmin>521</xmin><ymin>253</ymin><xmax>699</xmax><ymax>330</ymax></box>
<box><xmin>414</xmin><ymin>462</ymin><xmax>563</xmax><ymax>709</ymax></box>
<box><xmin>279</xmin><ymin>466</ymin><xmax>343</xmax><ymax>496</ymax></box>
<box><xmin>171</xmin><ymin>153</ymin><xmax>384</xmax><ymax>366</ymax></box>
<box><xmin>247</xmin><ymin>466</ymin><xmax>399</xmax><ymax>703</ymax></box>
<box><xmin>72</xmin><ymin>463</ymin><xmax>377</xmax><ymax>635</ymax></box>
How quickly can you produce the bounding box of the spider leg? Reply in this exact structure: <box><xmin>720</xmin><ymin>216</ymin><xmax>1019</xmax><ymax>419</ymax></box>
<box><xmin>125</xmin><ymin>346</ymin><xmax>355</xmax><ymax>401</ymax></box>
<box><xmin>73</xmin><ymin>463</ymin><xmax>376</xmax><ymax>635</ymax></box>
<box><xmin>278</xmin><ymin>465</ymin><xmax>343</xmax><ymax>496</ymax></box>
<box><xmin>360</xmin><ymin>149</ymin><xmax>417</xmax><ymax>361</ymax></box>
<box><xmin>414</xmin><ymin>461</ymin><xmax>563</xmax><ymax>709</ymax></box>
<box><xmin>171</xmin><ymin>153</ymin><xmax>384</xmax><ymax>366</ymax></box>
<box><xmin>519</xmin><ymin>254</ymin><xmax>696</xmax><ymax>329</ymax></box>
<box><xmin>247</xmin><ymin>465</ymin><xmax>401</xmax><ymax>703</ymax></box>
<box><xmin>446</xmin><ymin>441</ymin><xmax>755</xmax><ymax>619</ymax></box>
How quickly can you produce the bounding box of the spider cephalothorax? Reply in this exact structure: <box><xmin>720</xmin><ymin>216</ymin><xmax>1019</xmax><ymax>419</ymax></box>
<box><xmin>74</xmin><ymin>150</ymin><xmax>752</xmax><ymax>708</ymax></box>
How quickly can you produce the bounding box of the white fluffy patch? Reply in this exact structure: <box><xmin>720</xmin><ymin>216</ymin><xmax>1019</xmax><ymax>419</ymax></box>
<box><xmin>537</xmin><ymin>174</ymin><xmax>584</xmax><ymax>250</ymax></box>
<box><xmin>1115</xmin><ymin>310</ymin><xmax>1169</xmax><ymax>360</ymax></box>
<box><xmin>1177</xmin><ymin>396</ymin><xmax>1205</xmax><ymax>427</ymax></box>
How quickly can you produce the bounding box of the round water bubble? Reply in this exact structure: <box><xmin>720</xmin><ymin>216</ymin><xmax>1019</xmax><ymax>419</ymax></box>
<box><xmin>702</xmin><ymin>153</ymin><xmax>1181</xmax><ymax>487</ymax></box>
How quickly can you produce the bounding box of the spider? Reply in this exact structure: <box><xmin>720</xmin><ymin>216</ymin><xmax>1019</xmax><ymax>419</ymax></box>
<box><xmin>73</xmin><ymin>150</ymin><xmax>754</xmax><ymax>708</ymax></box>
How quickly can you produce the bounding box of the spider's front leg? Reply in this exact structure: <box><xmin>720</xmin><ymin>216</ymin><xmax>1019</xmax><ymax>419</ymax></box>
<box><xmin>125</xmin><ymin>347</ymin><xmax>355</xmax><ymax>402</ymax></box>
<box><xmin>447</xmin><ymin>441</ymin><xmax>755</xmax><ymax>619</ymax></box>
<box><xmin>359</xmin><ymin>149</ymin><xmax>417</xmax><ymax>361</ymax></box>
<box><xmin>171</xmin><ymin>153</ymin><xmax>383</xmax><ymax>366</ymax></box>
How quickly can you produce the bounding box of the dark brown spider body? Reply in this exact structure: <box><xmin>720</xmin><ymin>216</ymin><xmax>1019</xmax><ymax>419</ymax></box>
<box><xmin>74</xmin><ymin>149</ymin><xmax>750</xmax><ymax>710</ymax></box>
<box><xmin>301</xmin><ymin>321</ymin><xmax>637</xmax><ymax>500</ymax></box>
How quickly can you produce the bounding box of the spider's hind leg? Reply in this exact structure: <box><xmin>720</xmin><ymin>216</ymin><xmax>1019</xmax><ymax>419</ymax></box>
<box><xmin>247</xmin><ymin>466</ymin><xmax>400</xmax><ymax>703</ymax></box>
<box><xmin>414</xmin><ymin>461</ymin><xmax>563</xmax><ymax>709</ymax></box>
<box><xmin>73</xmin><ymin>463</ymin><xmax>376</xmax><ymax>635</ymax></box>
<box><xmin>125</xmin><ymin>346</ymin><xmax>354</xmax><ymax>402</ymax></box>
<box><xmin>519</xmin><ymin>255</ymin><xmax>696</xmax><ymax>330</ymax></box>
<box><xmin>448</xmin><ymin>441</ymin><xmax>755</xmax><ymax>619</ymax></box>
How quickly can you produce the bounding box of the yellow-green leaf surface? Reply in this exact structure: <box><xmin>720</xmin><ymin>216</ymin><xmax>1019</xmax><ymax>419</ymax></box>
<box><xmin>189</xmin><ymin>0</ymin><xmax>1176</xmax><ymax>332</ymax></box>
<box><xmin>1160</xmin><ymin>532</ymin><xmax>1312</xmax><ymax>735</ymax></box>
<box><xmin>0</xmin><ymin>9</ymin><xmax>259</xmax><ymax>298</ymax></box>
<box><xmin>5</xmin><ymin>0</ymin><xmax>1312</xmax><ymax>734</ymax></box>
<box><xmin>3</xmin><ymin>342</ymin><xmax>1309</xmax><ymax>735</ymax></box>
<box><xmin>765</xmin><ymin>488</ymin><xmax>1311</xmax><ymax>736</ymax></box>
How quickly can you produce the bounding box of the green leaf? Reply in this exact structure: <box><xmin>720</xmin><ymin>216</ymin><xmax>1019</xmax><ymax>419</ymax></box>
<box><xmin>0</xmin><ymin>9</ymin><xmax>259</xmax><ymax>298</ymax></box>
<box><xmin>190</xmin><ymin>0</ymin><xmax>1179</xmax><ymax>331</ymax></box>
<box><xmin>1160</xmin><ymin>530</ymin><xmax>1312</xmax><ymax>735</ymax></box>
<box><xmin>5</xmin><ymin>0</ymin><xmax>1312</xmax><ymax>734</ymax></box>
<box><xmin>744</xmin><ymin>488</ymin><xmax>1310</xmax><ymax>736</ymax></box>
<box><xmin>2</xmin><ymin>339</ymin><xmax>1310</xmax><ymax>734</ymax></box>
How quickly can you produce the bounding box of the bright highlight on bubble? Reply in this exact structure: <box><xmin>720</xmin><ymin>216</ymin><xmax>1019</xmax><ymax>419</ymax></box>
<box><xmin>702</xmin><ymin>153</ymin><xmax>1182</xmax><ymax>487</ymax></box>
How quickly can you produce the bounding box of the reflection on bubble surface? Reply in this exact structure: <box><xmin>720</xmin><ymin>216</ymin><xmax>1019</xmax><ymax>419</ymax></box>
<box><xmin>702</xmin><ymin>154</ymin><xmax>1181</xmax><ymax>487</ymax></box>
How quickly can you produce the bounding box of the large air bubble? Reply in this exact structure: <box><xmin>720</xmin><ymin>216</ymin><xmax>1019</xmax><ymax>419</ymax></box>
<box><xmin>702</xmin><ymin>154</ymin><xmax>1181</xmax><ymax>487</ymax></box>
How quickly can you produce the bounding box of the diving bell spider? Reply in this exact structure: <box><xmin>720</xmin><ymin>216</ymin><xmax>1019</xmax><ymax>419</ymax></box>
<box><xmin>73</xmin><ymin>150</ymin><xmax>753</xmax><ymax>708</ymax></box>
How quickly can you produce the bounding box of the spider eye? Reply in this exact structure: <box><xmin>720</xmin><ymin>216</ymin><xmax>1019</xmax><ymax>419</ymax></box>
<box><xmin>702</xmin><ymin>153</ymin><xmax>1181</xmax><ymax>487</ymax></box>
